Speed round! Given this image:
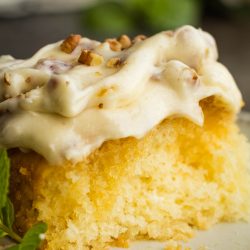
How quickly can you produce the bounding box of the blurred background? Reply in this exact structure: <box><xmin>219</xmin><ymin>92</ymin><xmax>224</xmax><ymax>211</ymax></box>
<box><xmin>0</xmin><ymin>0</ymin><xmax>249</xmax><ymax>110</ymax></box>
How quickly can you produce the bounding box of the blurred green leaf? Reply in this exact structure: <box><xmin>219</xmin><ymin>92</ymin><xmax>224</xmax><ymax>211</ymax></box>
<box><xmin>6</xmin><ymin>245</ymin><xmax>19</xmax><ymax>250</ymax></box>
<box><xmin>128</xmin><ymin>0</ymin><xmax>201</xmax><ymax>30</ymax></box>
<box><xmin>82</xmin><ymin>1</ymin><xmax>134</xmax><ymax>37</ymax></box>
<box><xmin>18</xmin><ymin>222</ymin><xmax>47</xmax><ymax>250</ymax></box>
<box><xmin>0</xmin><ymin>229</ymin><xmax>6</xmax><ymax>237</ymax></box>
<box><xmin>82</xmin><ymin>0</ymin><xmax>202</xmax><ymax>36</ymax></box>
<box><xmin>2</xmin><ymin>198</ymin><xmax>14</xmax><ymax>229</ymax></box>
<box><xmin>0</xmin><ymin>149</ymin><xmax>10</xmax><ymax>210</ymax></box>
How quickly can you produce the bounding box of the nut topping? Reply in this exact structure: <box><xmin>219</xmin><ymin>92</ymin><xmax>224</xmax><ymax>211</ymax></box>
<box><xmin>132</xmin><ymin>34</ymin><xmax>147</xmax><ymax>43</ymax></box>
<box><xmin>60</xmin><ymin>34</ymin><xmax>81</xmax><ymax>54</ymax></box>
<box><xmin>106</xmin><ymin>57</ymin><xmax>122</xmax><ymax>68</ymax></box>
<box><xmin>105</xmin><ymin>39</ymin><xmax>122</xmax><ymax>51</ymax></box>
<box><xmin>118</xmin><ymin>35</ymin><xmax>131</xmax><ymax>49</ymax></box>
<box><xmin>165</xmin><ymin>31</ymin><xmax>174</xmax><ymax>37</ymax></box>
<box><xmin>192</xmin><ymin>74</ymin><xmax>198</xmax><ymax>81</ymax></box>
<box><xmin>78</xmin><ymin>50</ymin><xmax>104</xmax><ymax>66</ymax></box>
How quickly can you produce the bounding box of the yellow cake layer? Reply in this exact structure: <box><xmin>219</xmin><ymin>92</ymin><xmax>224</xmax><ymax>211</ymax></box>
<box><xmin>9</xmin><ymin>97</ymin><xmax>250</xmax><ymax>250</ymax></box>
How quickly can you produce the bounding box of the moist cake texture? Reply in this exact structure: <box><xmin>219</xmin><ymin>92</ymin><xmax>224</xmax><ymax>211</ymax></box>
<box><xmin>0</xmin><ymin>26</ymin><xmax>249</xmax><ymax>249</ymax></box>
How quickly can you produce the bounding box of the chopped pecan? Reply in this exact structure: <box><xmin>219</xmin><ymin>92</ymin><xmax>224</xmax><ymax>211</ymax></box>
<box><xmin>165</xmin><ymin>31</ymin><xmax>174</xmax><ymax>37</ymax></box>
<box><xmin>78</xmin><ymin>50</ymin><xmax>104</xmax><ymax>66</ymax></box>
<box><xmin>132</xmin><ymin>34</ymin><xmax>147</xmax><ymax>43</ymax></box>
<box><xmin>60</xmin><ymin>34</ymin><xmax>81</xmax><ymax>53</ymax></box>
<box><xmin>106</xmin><ymin>57</ymin><xmax>122</xmax><ymax>68</ymax></box>
<box><xmin>192</xmin><ymin>74</ymin><xmax>198</xmax><ymax>81</ymax></box>
<box><xmin>118</xmin><ymin>35</ymin><xmax>131</xmax><ymax>49</ymax></box>
<box><xmin>98</xmin><ymin>103</ymin><xmax>104</xmax><ymax>109</ymax></box>
<box><xmin>105</xmin><ymin>39</ymin><xmax>122</xmax><ymax>51</ymax></box>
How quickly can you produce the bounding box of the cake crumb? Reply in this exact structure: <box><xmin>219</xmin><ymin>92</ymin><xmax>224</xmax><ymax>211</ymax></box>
<box><xmin>110</xmin><ymin>234</ymin><xmax>129</xmax><ymax>248</ymax></box>
<box><xmin>165</xmin><ymin>240</ymin><xmax>191</xmax><ymax>250</ymax></box>
<box><xmin>19</xmin><ymin>167</ymin><xmax>29</xmax><ymax>176</ymax></box>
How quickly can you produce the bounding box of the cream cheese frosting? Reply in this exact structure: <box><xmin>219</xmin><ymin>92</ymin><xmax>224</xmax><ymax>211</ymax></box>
<box><xmin>0</xmin><ymin>26</ymin><xmax>242</xmax><ymax>164</ymax></box>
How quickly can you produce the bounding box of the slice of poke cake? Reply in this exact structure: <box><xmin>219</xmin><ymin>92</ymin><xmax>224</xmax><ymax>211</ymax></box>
<box><xmin>0</xmin><ymin>25</ymin><xmax>249</xmax><ymax>250</ymax></box>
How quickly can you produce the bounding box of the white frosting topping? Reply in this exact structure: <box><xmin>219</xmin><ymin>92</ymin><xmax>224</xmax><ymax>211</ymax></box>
<box><xmin>0</xmin><ymin>26</ymin><xmax>242</xmax><ymax>164</ymax></box>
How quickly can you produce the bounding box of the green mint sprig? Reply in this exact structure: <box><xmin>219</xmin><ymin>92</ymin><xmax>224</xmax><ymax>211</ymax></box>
<box><xmin>0</xmin><ymin>149</ymin><xmax>47</xmax><ymax>250</ymax></box>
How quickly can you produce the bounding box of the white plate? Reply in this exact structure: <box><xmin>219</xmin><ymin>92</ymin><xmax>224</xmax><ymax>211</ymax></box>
<box><xmin>112</xmin><ymin>222</ymin><xmax>250</xmax><ymax>250</ymax></box>
<box><xmin>1</xmin><ymin>112</ymin><xmax>250</xmax><ymax>250</ymax></box>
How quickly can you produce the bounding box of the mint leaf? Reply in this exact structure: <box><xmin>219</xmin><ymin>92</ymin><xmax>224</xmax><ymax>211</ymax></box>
<box><xmin>0</xmin><ymin>222</ymin><xmax>22</xmax><ymax>243</ymax></box>
<box><xmin>0</xmin><ymin>149</ymin><xmax>10</xmax><ymax>210</ymax></box>
<box><xmin>0</xmin><ymin>150</ymin><xmax>47</xmax><ymax>249</ymax></box>
<box><xmin>0</xmin><ymin>149</ymin><xmax>10</xmax><ymax>240</ymax></box>
<box><xmin>2</xmin><ymin>198</ymin><xmax>14</xmax><ymax>228</ymax></box>
<box><xmin>4</xmin><ymin>223</ymin><xmax>47</xmax><ymax>250</ymax></box>
<box><xmin>0</xmin><ymin>150</ymin><xmax>47</xmax><ymax>248</ymax></box>
<box><xmin>18</xmin><ymin>222</ymin><xmax>47</xmax><ymax>250</ymax></box>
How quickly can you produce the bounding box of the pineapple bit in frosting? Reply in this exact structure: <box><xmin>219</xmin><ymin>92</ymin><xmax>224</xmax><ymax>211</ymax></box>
<box><xmin>0</xmin><ymin>26</ymin><xmax>242</xmax><ymax>164</ymax></box>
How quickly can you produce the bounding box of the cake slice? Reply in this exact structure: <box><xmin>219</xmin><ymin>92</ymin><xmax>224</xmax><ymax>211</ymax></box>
<box><xmin>0</xmin><ymin>26</ymin><xmax>249</xmax><ymax>250</ymax></box>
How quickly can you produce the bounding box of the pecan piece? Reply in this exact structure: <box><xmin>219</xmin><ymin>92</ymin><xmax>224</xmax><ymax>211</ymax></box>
<box><xmin>78</xmin><ymin>50</ymin><xmax>104</xmax><ymax>66</ymax></box>
<box><xmin>60</xmin><ymin>34</ymin><xmax>81</xmax><ymax>53</ymax></box>
<box><xmin>132</xmin><ymin>34</ymin><xmax>147</xmax><ymax>43</ymax></box>
<box><xmin>105</xmin><ymin>39</ymin><xmax>122</xmax><ymax>51</ymax></box>
<box><xmin>165</xmin><ymin>31</ymin><xmax>174</xmax><ymax>37</ymax></box>
<box><xmin>118</xmin><ymin>35</ymin><xmax>131</xmax><ymax>49</ymax></box>
<box><xmin>106</xmin><ymin>57</ymin><xmax>122</xmax><ymax>68</ymax></box>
